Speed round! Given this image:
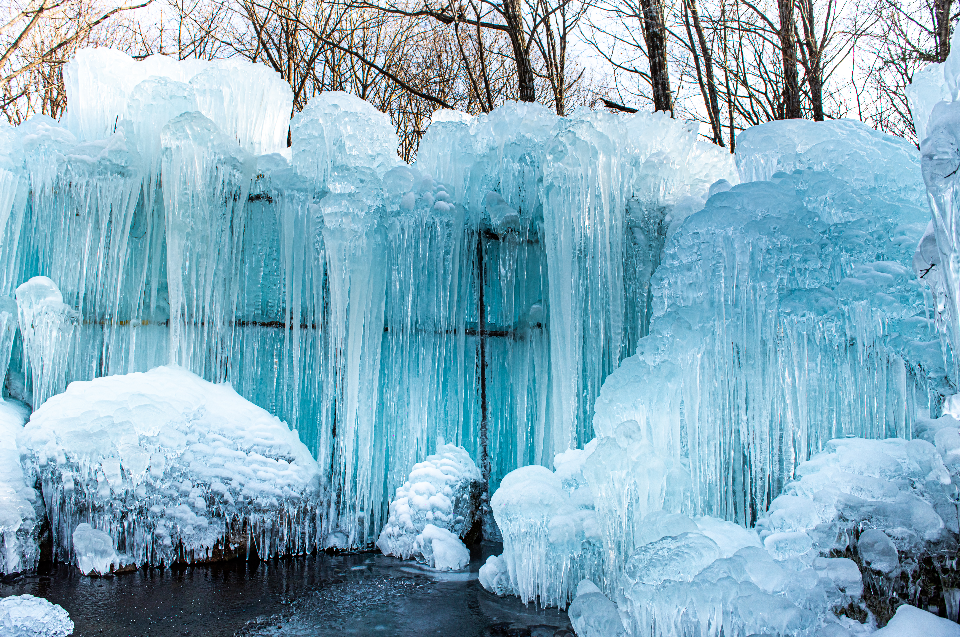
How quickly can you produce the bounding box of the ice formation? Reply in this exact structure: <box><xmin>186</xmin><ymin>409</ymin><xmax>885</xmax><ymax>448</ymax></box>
<box><xmin>18</xmin><ymin>366</ymin><xmax>323</xmax><ymax>567</ymax></box>
<box><xmin>72</xmin><ymin>522</ymin><xmax>122</xmax><ymax>575</ymax></box>
<box><xmin>412</xmin><ymin>523</ymin><xmax>470</xmax><ymax>571</ymax></box>
<box><xmin>0</xmin><ymin>46</ymin><xmax>743</xmax><ymax>555</ymax></box>
<box><xmin>0</xmin><ymin>595</ymin><xmax>73</xmax><ymax>637</ymax></box>
<box><xmin>377</xmin><ymin>444</ymin><xmax>482</xmax><ymax>562</ymax></box>
<box><xmin>875</xmin><ymin>604</ymin><xmax>960</xmax><ymax>636</ymax></box>
<box><xmin>0</xmin><ymin>45</ymin><xmax>958</xmax><ymax>637</ymax></box>
<box><xmin>0</xmin><ymin>399</ymin><xmax>38</xmax><ymax>575</ymax></box>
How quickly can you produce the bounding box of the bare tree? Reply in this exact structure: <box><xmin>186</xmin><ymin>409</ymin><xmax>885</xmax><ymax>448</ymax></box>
<box><xmin>0</xmin><ymin>0</ymin><xmax>151</xmax><ymax>121</ymax></box>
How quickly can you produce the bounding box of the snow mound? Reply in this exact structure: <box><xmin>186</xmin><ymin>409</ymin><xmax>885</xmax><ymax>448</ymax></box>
<box><xmin>0</xmin><ymin>399</ymin><xmax>39</xmax><ymax>575</ymax></box>
<box><xmin>377</xmin><ymin>444</ymin><xmax>481</xmax><ymax>562</ymax></box>
<box><xmin>757</xmin><ymin>437</ymin><xmax>952</xmax><ymax>556</ymax></box>
<box><xmin>19</xmin><ymin>366</ymin><xmax>323</xmax><ymax>567</ymax></box>
<box><xmin>876</xmin><ymin>604</ymin><xmax>960</xmax><ymax>637</ymax></box>
<box><xmin>0</xmin><ymin>595</ymin><xmax>73</xmax><ymax>637</ymax></box>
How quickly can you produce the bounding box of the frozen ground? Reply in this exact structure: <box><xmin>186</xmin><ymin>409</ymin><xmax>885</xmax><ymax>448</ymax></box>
<box><xmin>0</xmin><ymin>544</ymin><xmax>569</xmax><ymax>637</ymax></box>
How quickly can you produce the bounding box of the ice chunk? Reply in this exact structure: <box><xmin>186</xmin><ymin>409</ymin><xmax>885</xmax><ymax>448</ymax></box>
<box><xmin>0</xmin><ymin>400</ymin><xmax>39</xmax><ymax>575</ymax></box>
<box><xmin>568</xmin><ymin>579</ymin><xmax>626</xmax><ymax>637</ymax></box>
<box><xmin>377</xmin><ymin>444</ymin><xmax>482</xmax><ymax>560</ymax></box>
<box><xmin>0</xmin><ymin>595</ymin><xmax>73</xmax><ymax>637</ymax></box>
<box><xmin>16</xmin><ymin>277</ymin><xmax>79</xmax><ymax>407</ymax></box>
<box><xmin>858</xmin><ymin>529</ymin><xmax>900</xmax><ymax>574</ymax></box>
<box><xmin>479</xmin><ymin>554</ymin><xmax>512</xmax><ymax>596</ymax></box>
<box><xmin>412</xmin><ymin>523</ymin><xmax>469</xmax><ymax>571</ymax></box>
<box><xmin>875</xmin><ymin>604</ymin><xmax>960</xmax><ymax>636</ymax></box>
<box><xmin>72</xmin><ymin>523</ymin><xmax>120</xmax><ymax>576</ymax></box>
<box><xmin>19</xmin><ymin>366</ymin><xmax>323</xmax><ymax>568</ymax></box>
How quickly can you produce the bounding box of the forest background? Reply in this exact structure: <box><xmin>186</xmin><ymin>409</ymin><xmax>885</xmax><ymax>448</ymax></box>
<box><xmin>0</xmin><ymin>0</ymin><xmax>949</xmax><ymax>159</ymax></box>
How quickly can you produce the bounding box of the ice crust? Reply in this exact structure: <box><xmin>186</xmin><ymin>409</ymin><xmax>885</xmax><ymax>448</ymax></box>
<box><xmin>0</xmin><ymin>399</ymin><xmax>39</xmax><ymax>575</ymax></box>
<box><xmin>377</xmin><ymin>444</ymin><xmax>481</xmax><ymax>562</ymax></box>
<box><xmin>72</xmin><ymin>522</ymin><xmax>121</xmax><ymax>575</ymax></box>
<box><xmin>0</xmin><ymin>595</ymin><xmax>74</xmax><ymax>637</ymax></box>
<box><xmin>19</xmin><ymin>366</ymin><xmax>323</xmax><ymax>567</ymax></box>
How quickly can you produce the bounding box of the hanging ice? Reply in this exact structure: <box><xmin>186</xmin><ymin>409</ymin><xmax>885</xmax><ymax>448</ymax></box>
<box><xmin>16</xmin><ymin>277</ymin><xmax>78</xmax><ymax>407</ymax></box>
<box><xmin>161</xmin><ymin>112</ymin><xmax>251</xmax><ymax>380</ymax></box>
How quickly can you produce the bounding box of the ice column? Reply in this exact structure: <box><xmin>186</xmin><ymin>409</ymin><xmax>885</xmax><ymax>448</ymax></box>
<box><xmin>319</xmin><ymin>184</ymin><xmax>388</xmax><ymax>546</ymax></box>
<box><xmin>161</xmin><ymin>111</ymin><xmax>252</xmax><ymax>380</ymax></box>
<box><xmin>15</xmin><ymin>277</ymin><xmax>79</xmax><ymax>407</ymax></box>
<box><xmin>379</xmin><ymin>166</ymin><xmax>468</xmax><ymax>508</ymax></box>
<box><xmin>542</xmin><ymin>117</ymin><xmax>628</xmax><ymax>453</ymax></box>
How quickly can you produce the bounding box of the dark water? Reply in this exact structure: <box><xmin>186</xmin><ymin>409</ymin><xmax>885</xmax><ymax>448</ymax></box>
<box><xmin>0</xmin><ymin>544</ymin><xmax>571</xmax><ymax>637</ymax></box>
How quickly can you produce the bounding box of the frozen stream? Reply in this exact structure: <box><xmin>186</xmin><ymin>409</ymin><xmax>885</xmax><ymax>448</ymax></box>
<box><xmin>0</xmin><ymin>544</ymin><xmax>571</xmax><ymax>636</ymax></box>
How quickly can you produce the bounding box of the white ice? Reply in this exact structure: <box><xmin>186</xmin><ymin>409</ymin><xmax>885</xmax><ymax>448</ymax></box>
<box><xmin>72</xmin><ymin>523</ymin><xmax>121</xmax><ymax>576</ymax></box>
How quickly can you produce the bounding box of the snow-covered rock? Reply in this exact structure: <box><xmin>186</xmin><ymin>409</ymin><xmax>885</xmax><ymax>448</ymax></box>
<box><xmin>0</xmin><ymin>399</ymin><xmax>40</xmax><ymax>575</ymax></box>
<box><xmin>19</xmin><ymin>365</ymin><xmax>324</xmax><ymax>568</ymax></box>
<box><xmin>377</xmin><ymin>444</ymin><xmax>481</xmax><ymax>563</ymax></box>
<box><xmin>0</xmin><ymin>595</ymin><xmax>73</xmax><ymax>637</ymax></box>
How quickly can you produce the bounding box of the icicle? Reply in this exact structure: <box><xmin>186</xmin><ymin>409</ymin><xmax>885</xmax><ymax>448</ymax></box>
<box><xmin>15</xmin><ymin>277</ymin><xmax>78</xmax><ymax>407</ymax></box>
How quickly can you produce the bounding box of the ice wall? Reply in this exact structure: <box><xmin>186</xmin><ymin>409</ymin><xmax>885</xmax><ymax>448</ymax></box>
<box><xmin>0</xmin><ymin>48</ymin><xmax>767</xmax><ymax>556</ymax></box>
<box><xmin>589</xmin><ymin>119</ymin><xmax>937</xmax><ymax>587</ymax></box>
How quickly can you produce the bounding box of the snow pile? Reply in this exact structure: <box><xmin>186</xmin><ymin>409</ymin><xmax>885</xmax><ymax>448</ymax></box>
<box><xmin>19</xmin><ymin>366</ymin><xmax>323</xmax><ymax>567</ymax></box>
<box><xmin>0</xmin><ymin>595</ymin><xmax>73</xmax><ymax>637</ymax></box>
<box><xmin>377</xmin><ymin>444</ymin><xmax>481</xmax><ymax>564</ymax></box>
<box><xmin>875</xmin><ymin>604</ymin><xmax>960</xmax><ymax>637</ymax></box>
<box><xmin>0</xmin><ymin>400</ymin><xmax>39</xmax><ymax>575</ymax></box>
<box><xmin>72</xmin><ymin>523</ymin><xmax>122</xmax><ymax>576</ymax></box>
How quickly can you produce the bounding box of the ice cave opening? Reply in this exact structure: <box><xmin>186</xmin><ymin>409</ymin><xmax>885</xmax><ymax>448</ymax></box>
<box><xmin>3</xmin><ymin>32</ymin><xmax>960</xmax><ymax>637</ymax></box>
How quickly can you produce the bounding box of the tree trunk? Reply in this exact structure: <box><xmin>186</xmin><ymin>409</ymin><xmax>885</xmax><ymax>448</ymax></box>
<box><xmin>935</xmin><ymin>0</ymin><xmax>954</xmax><ymax>63</ymax></box>
<box><xmin>503</xmin><ymin>0</ymin><xmax>537</xmax><ymax>102</ymax></box>
<box><xmin>640</xmin><ymin>0</ymin><xmax>673</xmax><ymax>114</ymax></box>
<box><xmin>685</xmin><ymin>0</ymin><xmax>723</xmax><ymax>143</ymax></box>
<box><xmin>777</xmin><ymin>0</ymin><xmax>801</xmax><ymax>119</ymax></box>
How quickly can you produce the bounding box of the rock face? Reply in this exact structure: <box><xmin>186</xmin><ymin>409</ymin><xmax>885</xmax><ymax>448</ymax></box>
<box><xmin>19</xmin><ymin>365</ymin><xmax>324</xmax><ymax>568</ymax></box>
<box><xmin>377</xmin><ymin>444</ymin><xmax>482</xmax><ymax>569</ymax></box>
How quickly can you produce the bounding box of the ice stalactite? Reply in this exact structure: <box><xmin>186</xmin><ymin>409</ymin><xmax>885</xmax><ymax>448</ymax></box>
<box><xmin>15</xmin><ymin>277</ymin><xmax>79</xmax><ymax>407</ymax></box>
<box><xmin>414</xmin><ymin>103</ymin><xmax>557</xmax><ymax>488</ymax></box>
<box><xmin>161</xmin><ymin>111</ymin><xmax>252</xmax><ymax>381</ymax></box>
